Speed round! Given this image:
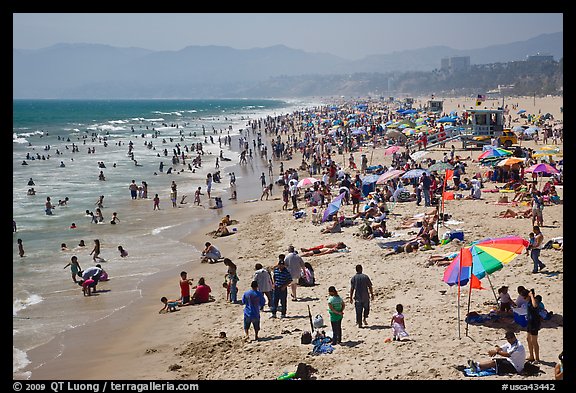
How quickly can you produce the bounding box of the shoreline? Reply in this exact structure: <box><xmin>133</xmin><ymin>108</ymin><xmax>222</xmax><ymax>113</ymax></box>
<box><xmin>23</xmin><ymin>95</ymin><xmax>563</xmax><ymax>381</ymax></box>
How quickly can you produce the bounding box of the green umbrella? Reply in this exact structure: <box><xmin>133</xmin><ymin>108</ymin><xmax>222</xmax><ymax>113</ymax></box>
<box><xmin>428</xmin><ymin>162</ymin><xmax>454</xmax><ymax>172</ymax></box>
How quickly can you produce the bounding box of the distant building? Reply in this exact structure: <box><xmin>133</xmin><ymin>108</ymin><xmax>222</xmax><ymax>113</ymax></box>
<box><xmin>526</xmin><ymin>54</ymin><xmax>554</xmax><ymax>62</ymax></box>
<box><xmin>440</xmin><ymin>56</ymin><xmax>471</xmax><ymax>72</ymax></box>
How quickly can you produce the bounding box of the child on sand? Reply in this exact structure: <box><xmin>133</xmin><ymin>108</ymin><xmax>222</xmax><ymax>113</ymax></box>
<box><xmin>497</xmin><ymin>286</ymin><xmax>516</xmax><ymax>313</ymax></box>
<box><xmin>159</xmin><ymin>297</ymin><xmax>181</xmax><ymax>313</ymax></box>
<box><xmin>153</xmin><ymin>194</ymin><xmax>160</xmax><ymax>210</ymax></box>
<box><xmin>391</xmin><ymin>304</ymin><xmax>409</xmax><ymax>341</ymax></box>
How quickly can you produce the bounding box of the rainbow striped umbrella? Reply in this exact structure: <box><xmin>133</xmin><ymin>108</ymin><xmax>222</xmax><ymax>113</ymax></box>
<box><xmin>478</xmin><ymin>147</ymin><xmax>512</xmax><ymax>160</ymax></box>
<box><xmin>443</xmin><ymin>236</ymin><xmax>529</xmax><ymax>287</ymax></box>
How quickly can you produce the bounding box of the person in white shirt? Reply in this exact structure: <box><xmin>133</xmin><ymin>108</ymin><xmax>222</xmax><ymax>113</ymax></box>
<box><xmin>468</xmin><ymin>331</ymin><xmax>526</xmax><ymax>375</ymax></box>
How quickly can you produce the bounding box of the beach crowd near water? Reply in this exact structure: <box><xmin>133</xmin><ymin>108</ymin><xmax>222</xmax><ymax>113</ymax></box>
<box><xmin>14</xmin><ymin>95</ymin><xmax>563</xmax><ymax>381</ymax></box>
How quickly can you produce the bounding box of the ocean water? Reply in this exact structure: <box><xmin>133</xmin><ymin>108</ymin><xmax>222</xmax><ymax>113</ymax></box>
<box><xmin>12</xmin><ymin>98</ymin><xmax>317</xmax><ymax>378</ymax></box>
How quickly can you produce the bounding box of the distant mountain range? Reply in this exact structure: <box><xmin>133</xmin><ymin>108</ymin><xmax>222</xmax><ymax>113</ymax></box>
<box><xmin>13</xmin><ymin>32</ymin><xmax>562</xmax><ymax>98</ymax></box>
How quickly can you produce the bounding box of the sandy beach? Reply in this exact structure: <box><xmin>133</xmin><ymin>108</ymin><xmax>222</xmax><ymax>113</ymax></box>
<box><xmin>25</xmin><ymin>95</ymin><xmax>563</xmax><ymax>381</ymax></box>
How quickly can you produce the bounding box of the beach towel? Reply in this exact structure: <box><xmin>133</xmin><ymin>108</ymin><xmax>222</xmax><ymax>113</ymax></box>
<box><xmin>377</xmin><ymin>240</ymin><xmax>407</xmax><ymax>249</ymax></box>
<box><xmin>463</xmin><ymin>367</ymin><xmax>497</xmax><ymax>377</ymax></box>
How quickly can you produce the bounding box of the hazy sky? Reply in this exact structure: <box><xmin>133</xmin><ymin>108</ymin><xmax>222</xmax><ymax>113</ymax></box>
<box><xmin>13</xmin><ymin>13</ymin><xmax>563</xmax><ymax>60</ymax></box>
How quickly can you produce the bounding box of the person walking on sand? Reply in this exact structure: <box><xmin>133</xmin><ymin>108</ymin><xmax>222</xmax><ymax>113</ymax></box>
<box><xmin>284</xmin><ymin>245</ymin><xmax>306</xmax><ymax>302</ymax></box>
<box><xmin>350</xmin><ymin>264</ymin><xmax>374</xmax><ymax>328</ymax></box>
<box><xmin>63</xmin><ymin>255</ymin><xmax>82</xmax><ymax>283</ymax></box>
<box><xmin>242</xmin><ymin>280</ymin><xmax>266</xmax><ymax>341</ymax></box>
<box><xmin>327</xmin><ymin>286</ymin><xmax>345</xmax><ymax>345</ymax></box>
<box><xmin>269</xmin><ymin>255</ymin><xmax>292</xmax><ymax>319</ymax></box>
<box><xmin>253</xmin><ymin>263</ymin><xmax>273</xmax><ymax>310</ymax></box>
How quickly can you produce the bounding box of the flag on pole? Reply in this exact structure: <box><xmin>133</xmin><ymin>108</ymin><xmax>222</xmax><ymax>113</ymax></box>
<box><xmin>470</xmin><ymin>274</ymin><xmax>485</xmax><ymax>290</ymax></box>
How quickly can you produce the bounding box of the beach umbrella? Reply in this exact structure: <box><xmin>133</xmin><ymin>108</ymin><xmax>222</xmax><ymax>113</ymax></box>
<box><xmin>517</xmin><ymin>109</ymin><xmax>526</xmax><ymax>114</ymax></box>
<box><xmin>384</xmin><ymin>145</ymin><xmax>401</xmax><ymax>156</ymax></box>
<box><xmin>428</xmin><ymin>162</ymin><xmax>454</xmax><ymax>172</ymax></box>
<box><xmin>524</xmin><ymin>163</ymin><xmax>560</xmax><ymax>174</ymax></box>
<box><xmin>496</xmin><ymin>157</ymin><xmax>525</xmax><ymax>167</ymax></box>
<box><xmin>402</xmin><ymin>168</ymin><xmax>429</xmax><ymax>179</ymax></box>
<box><xmin>443</xmin><ymin>235</ymin><xmax>529</xmax><ymax>287</ymax></box>
<box><xmin>524</xmin><ymin>126</ymin><xmax>540</xmax><ymax>134</ymax></box>
<box><xmin>376</xmin><ymin>169</ymin><xmax>405</xmax><ymax>184</ymax></box>
<box><xmin>443</xmin><ymin>235</ymin><xmax>529</xmax><ymax>338</ymax></box>
<box><xmin>322</xmin><ymin>192</ymin><xmax>346</xmax><ymax>223</ymax></box>
<box><xmin>532</xmin><ymin>148</ymin><xmax>561</xmax><ymax>158</ymax></box>
<box><xmin>512</xmin><ymin>125</ymin><xmax>526</xmax><ymax>133</ymax></box>
<box><xmin>409</xmin><ymin>150</ymin><xmax>430</xmax><ymax>161</ymax></box>
<box><xmin>297</xmin><ymin>177</ymin><xmax>319</xmax><ymax>188</ymax></box>
<box><xmin>437</xmin><ymin>116</ymin><xmax>457</xmax><ymax>123</ymax></box>
<box><xmin>477</xmin><ymin>147</ymin><xmax>512</xmax><ymax>160</ymax></box>
<box><xmin>361</xmin><ymin>174</ymin><xmax>380</xmax><ymax>185</ymax></box>
<box><xmin>351</xmin><ymin>128</ymin><xmax>367</xmax><ymax>135</ymax></box>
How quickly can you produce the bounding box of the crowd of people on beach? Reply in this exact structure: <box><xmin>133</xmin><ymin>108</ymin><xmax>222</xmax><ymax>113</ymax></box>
<box><xmin>16</xmin><ymin>97</ymin><xmax>562</xmax><ymax>379</ymax></box>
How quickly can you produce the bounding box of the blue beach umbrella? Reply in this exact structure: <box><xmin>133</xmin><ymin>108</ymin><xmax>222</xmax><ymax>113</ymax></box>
<box><xmin>517</xmin><ymin>109</ymin><xmax>526</xmax><ymax>114</ymax></box>
<box><xmin>322</xmin><ymin>192</ymin><xmax>346</xmax><ymax>222</ymax></box>
<box><xmin>361</xmin><ymin>174</ymin><xmax>380</xmax><ymax>185</ymax></box>
<box><xmin>402</xmin><ymin>168</ymin><xmax>429</xmax><ymax>179</ymax></box>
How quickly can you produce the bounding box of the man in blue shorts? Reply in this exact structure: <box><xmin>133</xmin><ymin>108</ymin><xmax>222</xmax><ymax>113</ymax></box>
<box><xmin>242</xmin><ymin>280</ymin><xmax>266</xmax><ymax>341</ymax></box>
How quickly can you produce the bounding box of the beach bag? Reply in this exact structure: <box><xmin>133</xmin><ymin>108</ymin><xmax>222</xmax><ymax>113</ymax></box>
<box><xmin>521</xmin><ymin>362</ymin><xmax>541</xmax><ymax>376</ymax></box>
<box><xmin>301</xmin><ymin>331</ymin><xmax>312</xmax><ymax>344</ymax></box>
<box><xmin>313</xmin><ymin>314</ymin><xmax>324</xmax><ymax>329</ymax></box>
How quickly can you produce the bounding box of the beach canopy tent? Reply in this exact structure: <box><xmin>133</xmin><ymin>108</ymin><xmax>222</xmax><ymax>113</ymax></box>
<box><xmin>361</xmin><ymin>174</ymin><xmax>380</xmax><ymax>196</ymax></box>
<box><xmin>436</xmin><ymin>116</ymin><xmax>457</xmax><ymax>123</ymax></box>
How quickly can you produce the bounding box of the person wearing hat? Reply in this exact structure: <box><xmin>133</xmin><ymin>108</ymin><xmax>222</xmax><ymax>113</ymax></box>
<box><xmin>468</xmin><ymin>331</ymin><xmax>526</xmax><ymax>375</ymax></box>
<box><xmin>269</xmin><ymin>254</ymin><xmax>293</xmax><ymax>319</ymax></box>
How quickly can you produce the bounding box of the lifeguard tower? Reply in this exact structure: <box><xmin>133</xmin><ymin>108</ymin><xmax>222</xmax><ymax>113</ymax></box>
<box><xmin>459</xmin><ymin>108</ymin><xmax>505</xmax><ymax>148</ymax></box>
<box><xmin>426</xmin><ymin>99</ymin><xmax>443</xmax><ymax>114</ymax></box>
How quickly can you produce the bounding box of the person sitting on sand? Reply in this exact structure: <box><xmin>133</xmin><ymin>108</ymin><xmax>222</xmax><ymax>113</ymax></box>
<box><xmin>300</xmin><ymin>242</ymin><xmax>348</xmax><ymax>257</ymax></box>
<box><xmin>190</xmin><ymin>277</ymin><xmax>212</xmax><ymax>304</ymax></box>
<box><xmin>214</xmin><ymin>222</ymin><xmax>231</xmax><ymax>237</ymax></box>
<box><xmin>221</xmin><ymin>214</ymin><xmax>232</xmax><ymax>226</ymax></box>
<box><xmin>201</xmin><ymin>241</ymin><xmax>222</xmax><ymax>263</ymax></box>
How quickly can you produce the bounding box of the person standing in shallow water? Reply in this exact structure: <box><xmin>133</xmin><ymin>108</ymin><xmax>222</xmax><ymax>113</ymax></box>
<box><xmin>129</xmin><ymin>180</ymin><xmax>138</xmax><ymax>200</ymax></box>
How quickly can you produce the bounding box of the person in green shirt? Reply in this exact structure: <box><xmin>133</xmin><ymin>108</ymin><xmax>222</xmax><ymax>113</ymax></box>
<box><xmin>328</xmin><ymin>286</ymin><xmax>345</xmax><ymax>345</ymax></box>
